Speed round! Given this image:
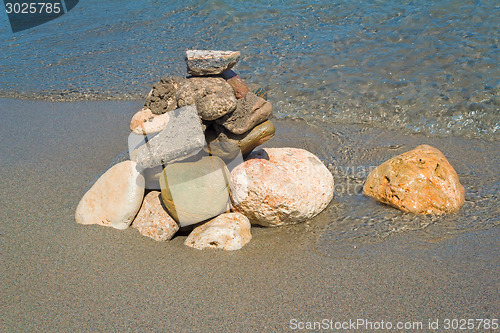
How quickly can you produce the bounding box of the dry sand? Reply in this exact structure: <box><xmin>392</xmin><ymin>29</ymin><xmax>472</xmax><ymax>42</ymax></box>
<box><xmin>1</xmin><ymin>98</ymin><xmax>498</xmax><ymax>331</ymax></box>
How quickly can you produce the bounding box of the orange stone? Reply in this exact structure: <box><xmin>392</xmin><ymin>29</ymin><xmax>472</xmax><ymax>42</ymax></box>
<box><xmin>363</xmin><ymin>145</ymin><xmax>465</xmax><ymax>214</ymax></box>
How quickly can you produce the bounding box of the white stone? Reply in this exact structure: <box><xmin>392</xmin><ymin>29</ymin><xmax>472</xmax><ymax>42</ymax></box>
<box><xmin>230</xmin><ymin>148</ymin><xmax>334</xmax><ymax>227</ymax></box>
<box><xmin>75</xmin><ymin>161</ymin><xmax>145</xmax><ymax>230</ymax></box>
<box><xmin>184</xmin><ymin>213</ymin><xmax>252</xmax><ymax>250</ymax></box>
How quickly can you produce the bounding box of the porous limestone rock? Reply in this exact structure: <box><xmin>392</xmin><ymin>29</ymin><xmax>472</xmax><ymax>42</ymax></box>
<box><xmin>160</xmin><ymin>155</ymin><xmax>231</xmax><ymax>226</ymax></box>
<box><xmin>75</xmin><ymin>161</ymin><xmax>145</xmax><ymax>230</ymax></box>
<box><xmin>231</xmin><ymin>148</ymin><xmax>334</xmax><ymax>227</ymax></box>
<box><xmin>131</xmin><ymin>105</ymin><xmax>205</xmax><ymax>168</ymax></box>
<box><xmin>144</xmin><ymin>77</ymin><xmax>184</xmax><ymax>115</ymax></box>
<box><xmin>184</xmin><ymin>213</ymin><xmax>251</xmax><ymax>250</ymax></box>
<box><xmin>132</xmin><ymin>191</ymin><xmax>179</xmax><ymax>241</ymax></box>
<box><xmin>186</xmin><ymin>50</ymin><xmax>240</xmax><ymax>76</ymax></box>
<box><xmin>363</xmin><ymin>144</ymin><xmax>465</xmax><ymax>214</ymax></box>
<box><xmin>177</xmin><ymin>77</ymin><xmax>237</xmax><ymax>120</ymax></box>
<box><xmin>130</xmin><ymin>108</ymin><xmax>170</xmax><ymax>135</ymax></box>
<box><xmin>144</xmin><ymin>76</ymin><xmax>237</xmax><ymax>120</ymax></box>
<box><xmin>216</xmin><ymin>92</ymin><xmax>272</xmax><ymax>134</ymax></box>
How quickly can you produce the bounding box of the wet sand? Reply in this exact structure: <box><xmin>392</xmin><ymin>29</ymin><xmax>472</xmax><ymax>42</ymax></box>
<box><xmin>1</xmin><ymin>98</ymin><xmax>498</xmax><ymax>331</ymax></box>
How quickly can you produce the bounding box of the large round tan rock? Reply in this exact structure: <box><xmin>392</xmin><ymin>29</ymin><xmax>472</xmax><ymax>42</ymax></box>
<box><xmin>132</xmin><ymin>191</ymin><xmax>179</xmax><ymax>241</ymax></box>
<box><xmin>363</xmin><ymin>144</ymin><xmax>465</xmax><ymax>214</ymax></box>
<box><xmin>231</xmin><ymin>148</ymin><xmax>334</xmax><ymax>227</ymax></box>
<box><xmin>75</xmin><ymin>161</ymin><xmax>145</xmax><ymax>229</ymax></box>
<box><xmin>130</xmin><ymin>108</ymin><xmax>170</xmax><ymax>135</ymax></box>
<box><xmin>159</xmin><ymin>156</ymin><xmax>231</xmax><ymax>226</ymax></box>
<box><xmin>184</xmin><ymin>212</ymin><xmax>252</xmax><ymax>250</ymax></box>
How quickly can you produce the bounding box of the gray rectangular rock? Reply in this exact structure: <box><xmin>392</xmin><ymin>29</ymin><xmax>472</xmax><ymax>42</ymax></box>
<box><xmin>186</xmin><ymin>50</ymin><xmax>240</xmax><ymax>76</ymax></box>
<box><xmin>131</xmin><ymin>105</ymin><xmax>205</xmax><ymax>168</ymax></box>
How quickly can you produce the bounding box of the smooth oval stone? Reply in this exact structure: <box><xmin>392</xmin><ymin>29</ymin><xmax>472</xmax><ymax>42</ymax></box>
<box><xmin>205</xmin><ymin>120</ymin><xmax>275</xmax><ymax>159</ymax></box>
<box><xmin>160</xmin><ymin>156</ymin><xmax>231</xmax><ymax>226</ymax></box>
<box><xmin>239</xmin><ymin>120</ymin><xmax>275</xmax><ymax>155</ymax></box>
<box><xmin>204</xmin><ymin>125</ymin><xmax>241</xmax><ymax>160</ymax></box>
<box><xmin>363</xmin><ymin>145</ymin><xmax>465</xmax><ymax>214</ymax></box>
<box><xmin>130</xmin><ymin>108</ymin><xmax>171</xmax><ymax>135</ymax></box>
<box><xmin>75</xmin><ymin>161</ymin><xmax>145</xmax><ymax>230</ymax></box>
<box><xmin>184</xmin><ymin>212</ymin><xmax>252</xmax><ymax>250</ymax></box>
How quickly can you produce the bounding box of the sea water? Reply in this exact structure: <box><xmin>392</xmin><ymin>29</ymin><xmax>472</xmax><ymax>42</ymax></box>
<box><xmin>1</xmin><ymin>0</ymin><xmax>498</xmax><ymax>139</ymax></box>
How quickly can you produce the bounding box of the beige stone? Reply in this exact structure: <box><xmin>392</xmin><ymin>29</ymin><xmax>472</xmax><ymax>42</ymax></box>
<box><xmin>184</xmin><ymin>213</ymin><xmax>251</xmax><ymax>250</ymax></box>
<box><xmin>132</xmin><ymin>191</ymin><xmax>179</xmax><ymax>241</ymax></box>
<box><xmin>177</xmin><ymin>77</ymin><xmax>237</xmax><ymax>120</ymax></box>
<box><xmin>363</xmin><ymin>144</ymin><xmax>465</xmax><ymax>214</ymax></box>
<box><xmin>75</xmin><ymin>161</ymin><xmax>145</xmax><ymax>230</ymax></box>
<box><xmin>231</xmin><ymin>148</ymin><xmax>334</xmax><ymax>227</ymax></box>
<box><xmin>130</xmin><ymin>108</ymin><xmax>170</xmax><ymax>135</ymax></box>
<box><xmin>160</xmin><ymin>156</ymin><xmax>231</xmax><ymax>226</ymax></box>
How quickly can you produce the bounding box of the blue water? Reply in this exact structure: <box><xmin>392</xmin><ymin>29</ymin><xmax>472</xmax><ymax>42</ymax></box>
<box><xmin>1</xmin><ymin>0</ymin><xmax>499</xmax><ymax>139</ymax></box>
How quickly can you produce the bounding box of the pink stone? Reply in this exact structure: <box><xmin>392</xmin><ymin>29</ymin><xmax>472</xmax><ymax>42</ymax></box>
<box><xmin>132</xmin><ymin>191</ymin><xmax>179</xmax><ymax>241</ymax></box>
<box><xmin>230</xmin><ymin>148</ymin><xmax>334</xmax><ymax>227</ymax></box>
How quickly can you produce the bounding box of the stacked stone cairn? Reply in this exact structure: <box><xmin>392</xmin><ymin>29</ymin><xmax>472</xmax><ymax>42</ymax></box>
<box><xmin>75</xmin><ymin>51</ymin><xmax>465</xmax><ymax>251</ymax></box>
<box><xmin>75</xmin><ymin>50</ymin><xmax>336</xmax><ymax>250</ymax></box>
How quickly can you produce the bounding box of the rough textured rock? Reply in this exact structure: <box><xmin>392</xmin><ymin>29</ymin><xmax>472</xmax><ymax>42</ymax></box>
<box><xmin>132</xmin><ymin>191</ymin><xmax>179</xmax><ymax>241</ymax></box>
<box><xmin>75</xmin><ymin>161</ymin><xmax>145</xmax><ymax>230</ymax></box>
<box><xmin>184</xmin><ymin>213</ymin><xmax>251</xmax><ymax>250</ymax></box>
<box><xmin>363</xmin><ymin>144</ymin><xmax>465</xmax><ymax>214</ymax></box>
<box><xmin>177</xmin><ymin>77</ymin><xmax>237</xmax><ymax>120</ymax></box>
<box><xmin>186</xmin><ymin>50</ymin><xmax>240</xmax><ymax>76</ymax></box>
<box><xmin>160</xmin><ymin>156</ymin><xmax>231</xmax><ymax>226</ymax></box>
<box><xmin>131</xmin><ymin>105</ymin><xmax>205</xmax><ymax>168</ymax></box>
<box><xmin>144</xmin><ymin>76</ymin><xmax>237</xmax><ymax>120</ymax></box>
<box><xmin>130</xmin><ymin>108</ymin><xmax>170</xmax><ymax>135</ymax></box>
<box><xmin>205</xmin><ymin>120</ymin><xmax>275</xmax><ymax>159</ymax></box>
<box><xmin>222</xmin><ymin>70</ymin><xmax>250</xmax><ymax>99</ymax></box>
<box><xmin>216</xmin><ymin>92</ymin><xmax>272</xmax><ymax>134</ymax></box>
<box><xmin>231</xmin><ymin>148</ymin><xmax>334</xmax><ymax>227</ymax></box>
<box><xmin>144</xmin><ymin>77</ymin><xmax>185</xmax><ymax>115</ymax></box>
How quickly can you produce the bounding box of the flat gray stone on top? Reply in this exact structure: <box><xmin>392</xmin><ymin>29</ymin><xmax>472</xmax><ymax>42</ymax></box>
<box><xmin>186</xmin><ymin>50</ymin><xmax>240</xmax><ymax>76</ymax></box>
<box><xmin>131</xmin><ymin>104</ymin><xmax>205</xmax><ymax>168</ymax></box>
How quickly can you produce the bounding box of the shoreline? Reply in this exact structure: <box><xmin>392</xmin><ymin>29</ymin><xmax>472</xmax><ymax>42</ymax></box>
<box><xmin>1</xmin><ymin>98</ymin><xmax>498</xmax><ymax>331</ymax></box>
